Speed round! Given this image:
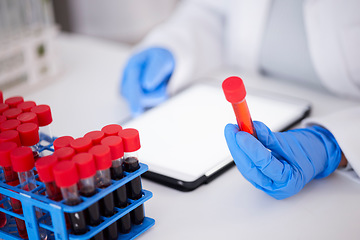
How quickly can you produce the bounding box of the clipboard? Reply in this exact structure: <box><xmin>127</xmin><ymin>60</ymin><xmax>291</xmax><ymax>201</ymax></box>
<box><xmin>123</xmin><ymin>84</ymin><xmax>311</xmax><ymax>191</ymax></box>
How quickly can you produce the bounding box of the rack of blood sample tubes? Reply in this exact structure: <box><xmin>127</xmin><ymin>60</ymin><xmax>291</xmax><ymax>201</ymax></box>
<box><xmin>0</xmin><ymin>91</ymin><xmax>154</xmax><ymax>240</ymax></box>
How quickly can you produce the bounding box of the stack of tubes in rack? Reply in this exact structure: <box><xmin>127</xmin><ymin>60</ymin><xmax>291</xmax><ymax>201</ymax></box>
<box><xmin>0</xmin><ymin>90</ymin><xmax>146</xmax><ymax>240</ymax></box>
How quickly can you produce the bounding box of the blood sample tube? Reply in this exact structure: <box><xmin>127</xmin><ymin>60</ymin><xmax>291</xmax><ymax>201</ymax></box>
<box><xmin>118</xmin><ymin>128</ymin><xmax>144</xmax><ymax>225</ymax></box>
<box><xmin>35</xmin><ymin>155</ymin><xmax>62</xmax><ymax>201</ymax></box>
<box><xmin>17</xmin><ymin>123</ymin><xmax>41</xmax><ymax>159</ymax></box>
<box><xmin>70</xmin><ymin>137</ymin><xmax>92</xmax><ymax>153</ymax></box>
<box><xmin>101</xmin><ymin>124</ymin><xmax>122</xmax><ymax>136</ymax></box>
<box><xmin>89</xmin><ymin>145</ymin><xmax>115</xmax><ymax>217</ymax></box>
<box><xmin>0</xmin><ymin>103</ymin><xmax>9</xmax><ymax>115</ymax></box>
<box><xmin>3</xmin><ymin>108</ymin><xmax>23</xmax><ymax>120</ymax></box>
<box><xmin>17</xmin><ymin>112</ymin><xmax>39</xmax><ymax>125</ymax></box>
<box><xmin>10</xmin><ymin>146</ymin><xmax>48</xmax><ymax>240</ymax></box>
<box><xmin>5</xmin><ymin>96</ymin><xmax>24</xmax><ymax>108</ymax></box>
<box><xmin>17</xmin><ymin>101</ymin><xmax>36</xmax><ymax>112</ymax></box>
<box><xmin>72</xmin><ymin>153</ymin><xmax>101</xmax><ymax>227</ymax></box>
<box><xmin>31</xmin><ymin>104</ymin><xmax>53</xmax><ymax>142</ymax></box>
<box><xmin>84</xmin><ymin>130</ymin><xmax>105</xmax><ymax>145</ymax></box>
<box><xmin>53</xmin><ymin>161</ymin><xmax>88</xmax><ymax>235</ymax></box>
<box><xmin>222</xmin><ymin>76</ymin><xmax>257</xmax><ymax>138</ymax></box>
<box><xmin>53</xmin><ymin>147</ymin><xmax>76</xmax><ymax>161</ymax></box>
<box><xmin>0</xmin><ymin>119</ymin><xmax>21</xmax><ymax>132</ymax></box>
<box><xmin>53</xmin><ymin>136</ymin><xmax>74</xmax><ymax>150</ymax></box>
<box><xmin>101</xmin><ymin>136</ymin><xmax>127</xmax><ymax>208</ymax></box>
<box><xmin>0</xmin><ymin>130</ymin><xmax>21</xmax><ymax>146</ymax></box>
<box><xmin>0</xmin><ymin>142</ymin><xmax>25</xmax><ymax>237</ymax></box>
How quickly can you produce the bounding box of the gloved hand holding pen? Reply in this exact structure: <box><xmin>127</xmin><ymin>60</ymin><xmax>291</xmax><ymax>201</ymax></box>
<box><xmin>224</xmin><ymin>121</ymin><xmax>343</xmax><ymax>199</ymax></box>
<box><xmin>120</xmin><ymin>47</ymin><xmax>175</xmax><ymax>116</ymax></box>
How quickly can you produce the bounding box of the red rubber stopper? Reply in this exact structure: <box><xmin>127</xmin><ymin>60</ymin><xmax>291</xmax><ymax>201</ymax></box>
<box><xmin>17</xmin><ymin>123</ymin><xmax>39</xmax><ymax>146</ymax></box>
<box><xmin>0</xmin><ymin>103</ymin><xmax>9</xmax><ymax>114</ymax></box>
<box><xmin>84</xmin><ymin>130</ymin><xmax>105</xmax><ymax>145</ymax></box>
<box><xmin>118</xmin><ymin>128</ymin><xmax>141</xmax><ymax>152</ymax></box>
<box><xmin>53</xmin><ymin>147</ymin><xmax>76</xmax><ymax>161</ymax></box>
<box><xmin>53</xmin><ymin>161</ymin><xmax>79</xmax><ymax>188</ymax></box>
<box><xmin>3</xmin><ymin>108</ymin><xmax>22</xmax><ymax>120</ymax></box>
<box><xmin>53</xmin><ymin>136</ymin><xmax>74</xmax><ymax>150</ymax></box>
<box><xmin>101</xmin><ymin>136</ymin><xmax>124</xmax><ymax>160</ymax></box>
<box><xmin>0</xmin><ymin>142</ymin><xmax>18</xmax><ymax>167</ymax></box>
<box><xmin>101</xmin><ymin>124</ymin><xmax>122</xmax><ymax>136</ymax></box>
<box><xmin>222</xmin><ymin>76</ymin><xmax>247</xmax><ymax>103</ymax></box>
<box><xmin>0</xmin><ymin>130</ymin><xmax>21</xmax><ymax>146</ymax></box>
<box><xmin>73</xmin><ymin>153</ymin><xmax>97</xmax><ymax>179</ymax></box>
<box><xmin>35</xmin><ymin>155</ymin><xmax>58</xmax><ymax>183</ymax></box>
<box><xmin>5</xmin><ymin>96</ymin><xmax>24</xmax><ymax>108</ymax></box>
<box><xmin>0</xmin><ymin>119</ymin><xmax>21</xmax><ymax>131</ymax></box>
<box><xmin>0</xmin><ymin>115</ymin><xmax>6</xmax><ymax>124</ymax></box>
<box><xmin>70</xmin><ymin>137</ymin><xmax>92</xmax><ymax>153</ymax></box>
<box><xmin>89</xmin><ymin>145</ymin><xmax>112</xmax><ymax>171</ymax></box>
<box><xmin>17</xmin><ymin>112</ymin><xmax>38</xmax><ymax>125</ymax></box>
<box><xmin>31</xmin><ymin>104</ymin><xmax>52</xmax><ymax>126</ymax></box>
<box><xmin>17</xmin><ymin>101</ymin><xmax>36</xmax><ymax>112</ymax></box>
<box><xmin>11</xmin><ymin>146</ymin><xmax>34</xmax><ymax>172</ymax></box>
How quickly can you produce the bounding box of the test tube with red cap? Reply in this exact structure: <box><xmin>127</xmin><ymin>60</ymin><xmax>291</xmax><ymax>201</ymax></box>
<box><xmin>17</xmin><ymin>101</ymin><xmax>36</xmax><ymax>112</ymax></box>
<box><xmin>0</xmin><ymin>142</ymin><xmax>26</xmax><ymax>237</ymax></box>
<box><xmin>101</xmin><ymin>136</ymin><xmax>128</xmax><ymax>208</ymax></box>
<box><xmin>5</xmin><ymin>96</ymin><xmax>24</xmax><ymax>108</ymax></box>
<box><xmin>101</xmin><ymin>124</ymin><xmax>122</xmax><ymax>137</ymax></box>
<box><xmin>53</xmin><ymin>161</ymin><xmax>88</xmax><ymax>235</ymax></box>
<box><xmin>89</xmin><ymin>145</ymin><xmax>115</xmax><ymax>217</ymax></box>
<box><xmin>17</xmin><ymin>112</ymin><xmax>39</xmax><ymax>125</ymax></box>
<box><xmin>0</xmin><ymin>103</ymin><xmax>9</xmax><ymax>115</ymax></box>
<box><xmin>3</xmin><ymin>108</ymin><xmax>23</xmax><ymax>120</ymax></box>
<box><xmin>0</xmin><ymin>119</ymin><xmax>21</xmax><ymax>132</ymax></box>
<box><xmin>222</xmin><ymin>76</ymin><xmax>257</xmax><ymax>138</ymax></box>
<box><xmin>84</xmin><ymin>130</ymin><xmax>105</xmax><ymax>145</ymax></box>
<box><xmin>17</xmin><ymin>123</ymin><xmax>42</xmax><ymax>159</ymax></box>
<box><xmin>31</xmin><ymin>104</ymin><xmax>53</xmax><ymax>143</ymax></box>
<box><xmin>53</xmin><ymin>147</ymin><xmax>76</xmax><ymax>161</ymax></box>
<box><xmin>0</xmin><ymin>130</ymin><xmax>21</xmax><ymax>146</ymax></box>
<box><xmin>118</xmin><ymin>128</ymin><xmax>145</xmax><ymax>225</ymax></box>
<box><xmin>10</xmin><ymin>146</ymin><xmax>48</xmax><ymax>240</ymax></box>
<box><xmin>70</xmin><ymin>137</ymin><xmax>92</xmax><ymax>153</ymax></box>
<box><xmin>53</xmin><ymin>136</ymin><xmax>74</xmax><ymax>150</ymax></box>
<box><xmin>72</xmin><ymin>153</ymin><xmax>102</xmax><ymax>227</ymax></box>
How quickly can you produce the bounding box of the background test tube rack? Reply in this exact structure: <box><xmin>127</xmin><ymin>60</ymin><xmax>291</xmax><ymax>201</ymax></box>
<box><xmin>0</xmin><ymin>134</ymin><xmax>155</xmax><ymax>240</ymax></box>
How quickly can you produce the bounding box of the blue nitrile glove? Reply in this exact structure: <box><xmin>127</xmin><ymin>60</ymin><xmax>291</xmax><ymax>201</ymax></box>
<box><xmin>224</xmin><ymin>121</ymin><xmax>342</xmax><ymax>199</ymax></box>
<box><xmin>121</xmin><ymin>47</ymin><xmax>175</xmax><ymax>116</ymax></box>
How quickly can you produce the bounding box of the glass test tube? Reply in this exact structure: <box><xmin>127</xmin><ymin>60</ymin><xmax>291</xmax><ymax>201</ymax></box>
<box><xmin>53</xmin><ymin>161</ymin><xmax>87</xmax><ymax>235</ymax></box>
<box><xmin>10</xmin><ymin>146</ymin><xmax>48</xmax><ymax>240</ymax></box>
<box><xmin>118</xmin><ymin>128</ymin><xmax>144</xmax><ymax>225</ymax></box>
<box><xmin>222</xmin><ymin>76</ymin><xmax>257</xmax><ymax>138</ymax></box>
<box><xmin>0</xmin><ymin>142</ymin><xmax>26</xmax><ymax>238</ymax></box>
<box><xmin>17</xmin><ymin>123</ymin><xmax>41</xmax><ymax>159</ymax></box>
<box><xmin>31</xmin><ymin>105</ymin><xmax>53</xmax><ymax>143</ymax></box>
<box><xmin>73</xmin><ymin>153</ymin><xmax>102</xmax><ymax>227</ymax></box>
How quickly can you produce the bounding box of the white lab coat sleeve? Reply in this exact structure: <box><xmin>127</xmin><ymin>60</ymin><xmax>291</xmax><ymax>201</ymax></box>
<box><xmin>303</xmin><ymin>107</ymin><xmax>360</xmax><ymax>180</ymax></box>
<box><xmin>134</xmin><ymin>0</ymin><xmax>227</xmax><ymax>95</ymax></box>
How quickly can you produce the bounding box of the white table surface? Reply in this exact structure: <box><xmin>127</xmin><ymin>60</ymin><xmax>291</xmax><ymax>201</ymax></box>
<box><xmin>3</xmin><ymin>34</ymin><xmax>360</xmax><ymax>240</ymax></box>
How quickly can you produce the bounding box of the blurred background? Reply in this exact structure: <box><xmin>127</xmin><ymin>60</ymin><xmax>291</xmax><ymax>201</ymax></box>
<box><xmin>0</xmin><ymin>0</ymin><xmax>178</xmax><ymax>91</ymax></box>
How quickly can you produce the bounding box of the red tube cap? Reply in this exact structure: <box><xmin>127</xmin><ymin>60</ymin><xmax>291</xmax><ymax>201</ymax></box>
<box><xmin>84</xmin><ymin>131</ymin><xmax>105</xmax><ymax>145</ymax></box>
<box><xmin>118</xmin><ymin>128</ymin><xmax>141</xmax><ymax>152</ymax></box>
<box><xmin>0</xmin><ymin>130</ymin><xmax>21</xmax><ymax>146</ymax></box>
<box><xmin>11</xmin><ymin>146</ymin><xmax>34</xmax><ymax>172</ymax></box>
<box><xmin>17</xmin><ymin>112</ymin><xmax>38</xmax><ymax>125</ymax></box>
<box><xmin>0</xmin><ymin>142</ymin><xmax>18</xmax><ymax>167</ymax></box>
<box><xmin>5</xmin><ymin>96</ymin><xmax>24</xmax><ymax>108</ymax></box>
<box><xmin>0</xmin><ymin>119</ymin><xmax>21</xmax><ymax>131</ymax></box>
<box><xmin>70</xmin><ymin>137</ymin><xmax>92</xmax><ymax>153</ymax></box>
<box><xmin>101</xmin><ymin>124</ymin><xmax>122</xmax><ymax>136</ymax></box>
<box><xmin>0</xmin><ymin>103</ymin><xmax>9</xmax><ymax>114</ymax></box>
<box><xmin>17</xmin><ymin>123</ymin><xmax>39</xmax><ymax>146</ymax></box>
<box><xmin>73</xmin><ymin>153</ymin><xmax>97</xmax><ymax>179</ymax></box>
<box><xmin>17</xmin><ymin>101</ymin><xmax>36</xmax><ymax>112</ymax></box>
<box><xmin>53</xmin><ymin>136</ymin><xmax>74</xmax><ymax>150</ymax></box>
<box><xmin>31</xmin><ymin>104</ymin><xmax>52</xmax><ymax>126</ymax></box>
<box><xmin>89</xmin><ymin>145</ymin><xmax>112</xmax><ymax>171</ymax></box>
<box><xmin>53</xmin><ymin>161</ymin><xmax>79</xmax><ymax>188</ymax></box>
<box><xmin>101</xmin><ymin>136</ymin><xmax>124</xmax><ymax>160</ymax></box>
<box><xmin>35</xmin><ymin>155</ymin><xmax>58</xmax><ymax>183</ymax></box>
<box><xmin>222</xmin><ymin>76</ymin><xmax>247</xmax><ymax>103</ymax></box>
<box><xmin>53</xmin><ymin>147</ymin><xmax>75</xmax><ymax>161</ymax></box>
<box><xmin>3</xmin><ymin>108</ymin><xmax>22</xmax><ymax>120</ymax></box>
<box><xmin>0</xmin><ymin>115</ymin><xmax>6</xmax><ymax>124</ymax></box>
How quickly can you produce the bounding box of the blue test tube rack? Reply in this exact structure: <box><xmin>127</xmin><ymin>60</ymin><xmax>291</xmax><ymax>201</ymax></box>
<box><xmin>0</xmin><ymin>134</ymin><xmax>155</xmax><ymax>240</ymax></box>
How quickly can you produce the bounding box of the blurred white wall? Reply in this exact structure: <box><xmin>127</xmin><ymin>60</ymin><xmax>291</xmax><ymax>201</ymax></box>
<box><xmin>66</xmin><ymin>0</ymin><xmax>178</xmax><ymax>44</ymax></box>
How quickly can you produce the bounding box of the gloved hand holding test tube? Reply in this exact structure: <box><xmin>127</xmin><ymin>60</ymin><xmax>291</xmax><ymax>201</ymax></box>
<box><xmin>222</xmin><ymin>76</ymin><xmax>257</xmax><ymax>138</ymax></box>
